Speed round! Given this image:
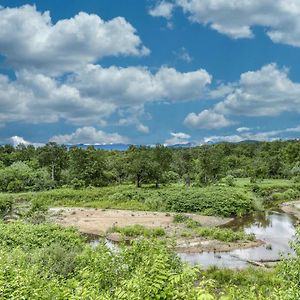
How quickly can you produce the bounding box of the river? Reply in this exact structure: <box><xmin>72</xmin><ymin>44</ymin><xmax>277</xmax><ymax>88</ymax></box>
<box><xmin>179</xmin><ymin>210</ymin><xmax>297</xmax><ymax>269</ymax></box>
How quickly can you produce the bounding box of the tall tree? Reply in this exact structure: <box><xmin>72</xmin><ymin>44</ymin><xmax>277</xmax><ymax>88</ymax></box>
<box><xmin>38</xmin><ymin>142</ymin><xmax>68</xmax><ymax>182</ymax></box>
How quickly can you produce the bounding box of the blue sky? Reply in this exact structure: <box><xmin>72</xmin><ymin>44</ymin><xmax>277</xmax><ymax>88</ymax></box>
<box><xmin>1</xmin><ymin>0</ymin><xmax>300</xmax><ymax>146</ymax></box>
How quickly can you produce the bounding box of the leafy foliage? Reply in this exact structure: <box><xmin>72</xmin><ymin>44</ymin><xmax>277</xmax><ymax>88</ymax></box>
<box><xmin>110</xmin><ymin>224</ymin><xmax>166</xmax><ymax>237</ymax></box>
<box><xmin>165</xmin><ymin>186</ymin><xmax>254</xmax><ymax>217</ymax></box>
<box><xmin>0</xmin><ymin>222</ymin><xmax>215</xmax><ymax>299</ymax></box>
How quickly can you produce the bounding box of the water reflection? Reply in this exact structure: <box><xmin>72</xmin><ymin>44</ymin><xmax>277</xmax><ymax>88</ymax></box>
<box><xmin>179</xmin><ymin>211</ymin><xmax>297</xmax><ymax>269</ymax></box>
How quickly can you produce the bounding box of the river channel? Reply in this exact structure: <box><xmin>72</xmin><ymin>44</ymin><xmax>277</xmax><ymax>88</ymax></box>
<box><xmin>179</xmin><ymin>210</ymin><xmax>297</xmax><ymax>269</ymax></box>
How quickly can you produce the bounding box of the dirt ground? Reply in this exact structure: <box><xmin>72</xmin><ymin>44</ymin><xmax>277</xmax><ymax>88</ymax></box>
<box><xmin>49</xmin><ymin>207</ymin><xmax>265</xmax><ymax>252</ymax></box>
<box><xmin>49</xmin><ymin>207</ymin><xmax>232</xmax><ymax>236</ymax></box>
<box><xmin>175</xmin><ymin>237</ymin><xmax>264</xmax><ymax>253</ymax></box>
<box><xmin>281</xmin><ymin>200</ymin><xmax>300</xmax><ymax>222</ymax></box>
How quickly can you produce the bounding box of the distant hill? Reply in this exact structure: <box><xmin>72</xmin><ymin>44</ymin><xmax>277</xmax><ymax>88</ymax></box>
<box><xmin>2</xmin><ymin>140</ymin><xmax>264</xmax><ymax>150</ymax></box>
<box><xmin>66</xmin><ymin>143</ymin><xmax>131</xmax><ymax>151</ymax></box>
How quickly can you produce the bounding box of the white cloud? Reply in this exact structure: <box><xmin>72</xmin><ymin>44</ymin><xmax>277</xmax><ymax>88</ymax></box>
<box><xmin>174</xmin><ymin>47</ymin><xmax>193</xmax><ymax>63</ymax></box>
<box><xmin>9</xmin><ymin>136</ymin><xmax>30</xmax><ymax>147</ymax></box>
<box><xmin>215</xmin><ymin>64</ymin><xmax>300</xmax><ymax>117</ymax></box>
<box><xmin>0</xmin><ymin>71</ymin><xmax>116</xmax><ymax>126</ymax></box>
<box><xmin>149</xmin><ymin>1</ymin><xmax>175</xmax><ymax>19</ymax></box>
<box><xmin>0</xmin><ymin>5</ymin><xmax>149</xmax><ymax>74</ymax></box>
<box><xmin>50</xmin><ymin>127</ymin><xmax>129</xmax><ymax>145</ymax></box>
<box><xmin>203</xmin><ymin>126</ymin><xmax>300</xmax><ymax>144</ymax></box>
<box><xmin>187</xmin><ymin>64</ymin><xmax>300</xmax><ymax>130</ymax></box>
<box><xmin>165</xmin><ymin>132</ymin><xmax>191</xmax><ymax>145</ymax></box>
<box><xmin>136</xmin><ymin>124</ymin><xmax>150</xmax><ymax>134</ymax></box>
<box><xmin>236</xmin><ymin>127</ymin><xmax>251</xmax><ymax>133</ymax></box>
<box><xmin>0</xmin><ymin>65</ymin><xmax>211</xmax><ymax>127</ymax></box>
<box><xmin>8</xmin><ymin>136</ymin><xmax>44</xmax><ymax>147</ymax></box>
<box><xmin>184</xmin><ymin>109</ymin><xmax>234</xmax><ymax>129</ymax></box>
<box><xmin>175</xmin><ymin>0</ymin><xmax>300</xmax><ymax>47</ymax></box>
<box><xmin>70</xmin><ymin>64</ymin><xmax>211</xmax><ymax>105</ymax></box>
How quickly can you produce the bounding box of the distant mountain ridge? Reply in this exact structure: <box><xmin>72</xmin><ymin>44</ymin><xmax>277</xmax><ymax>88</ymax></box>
<box><xmin>66</xmin><ymin>142</ymin><xmax>197</xmax><ymax>151</ymax></box>
<box><xmin>2</xmin><ymin>140</ymin><xmax>265</xmax><ymax>150</ymax></box>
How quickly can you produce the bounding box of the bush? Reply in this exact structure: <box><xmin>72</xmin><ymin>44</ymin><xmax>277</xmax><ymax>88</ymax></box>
<box><xmin>194</xmin><ymin>227</ymin><xmax>254</xmax><ymax>242</ymax></box>
<box><xmin>165</xmin><ymin>187</ymin><xmax>254</xmax><ymax>217</ymax></box>
<box><xmin>7</xmin><ymin>179</ymin><xmax>24</xmax><ymax>193</ymax></box>
<box><xmin>70</xmin><ymin>178</ymin><xmax>85</xmax><ymax>189</ymax></box>
<box><xmin>173</xmin><ymin>213</ymin><xmax>190</xmax><ymax>223</ymax></box>
<box><xmin>0</xmin><ymin>222</ymin><xmax>84</xmax><ymax>250</ymax></box>
<box><xmin>223</xmin><ymin>175</ymin><xmax>236</xmax><ymax>187</ymax></box>
<box><xmin>110</xmin><ymin>225</ymin><xmax>166</xmax><ymax>238</ymax></box>
<box><xmin>0</xmin><ymin>195</ymin><xmax>13</xmax><ymax>218</ymax></box>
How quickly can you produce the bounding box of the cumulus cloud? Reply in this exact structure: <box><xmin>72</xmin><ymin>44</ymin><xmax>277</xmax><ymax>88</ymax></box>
<box><xmin>8</xmin><ymin>136</ymin><xmax>44</xmax><ymax>147</ymax></box>
<box><xmin>184</xmin><ymin>109</ymin><xmax>234</xmax><ymax>129</ymax></box>
<box><xmin>0</xmin><ymin>64</ymin><xmax>211</xmax><ymax>126</ymax></box>
<box><xmin>186</xmin><ymin>64</ymin><xmax>300</xmax><ymax>129</ymax></box>
<box><xmin>69</xmin><ymin>64</ymin><xmax>211</xmax><ymax>105</ymax></box>
<box><xmin>50</xmin><ymin>127</ymin><xmax>129</xmax><ymax>145</ymax></box>
<box><xmin>202</xmin><ymin>126</ymin><xmax>300</xmax><ymax>144</ymax></box>
<box><xmin>0</xmin><ymin>4</ymin><xmax>214</xmax><ymax>133</ymax></box>
<box><xmin>149</xmin><ymin>1</ymin><xmax>175</xmax><ymax>19</ymax></box>
<box><xmin>136</xmin><ymin>124</ymin><xmax>150</xmax><ymax>134</ymax></box>
<box><xmin>215</xmin><ymin>64</ymin><xmax>300</xmax><ymax>117</ymax></box>
<box><xmin>0</xmin><ymin>71</ymin><xmax>116</xmax><ymax>125</ymax></box>
<box><xmin>0</xmin><ymin>5</ymin><xmax>149</xmax><ymax>74</ymax></box>
<box><xmin>164</xmin><ymin>132</ymin><xmax>191</xmax><ymax>145</ymax></box>
<box><xmin>175</xmin><ymin>0</ymin><xmax>300</xmax><ymax>47</ymax></box>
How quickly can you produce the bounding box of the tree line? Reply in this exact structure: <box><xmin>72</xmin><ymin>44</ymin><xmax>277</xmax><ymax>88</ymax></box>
<box><xmin>0</xmin><ymin>140</ymin><xmax>300</xmax><ymax>192</ymax></box>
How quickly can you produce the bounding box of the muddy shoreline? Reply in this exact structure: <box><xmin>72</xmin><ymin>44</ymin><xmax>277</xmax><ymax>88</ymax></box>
<box><xmin>50</xmin><ymin>207</ymin><xmax>262</xmax><ymax>253</ymax></box>
<box><xmin>280</xmin><ymin>200</ymin><xmax>300</xmax><ymax>221</ymax></box>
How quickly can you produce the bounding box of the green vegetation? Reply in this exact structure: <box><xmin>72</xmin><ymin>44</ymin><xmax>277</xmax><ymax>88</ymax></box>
<box><xmin>165</xmin><ymin>186</ymin><xmax>254</xmax><ymax>217</ymax></box>
<box><xmin>173</xmin><ymin>214</ymin><xmax>253</xmax><ymax>242</ymax></box>
<box><xmin>1</xmin><ymin>141</ymin><xmax>300</xmax><ymax>298</ymax></box>
<box><xmin>0</xmin><ymin>222</ymin><xmax>214</xmax><ymax>299</ymax></box>
<box><xmin>0</xmin><ymin>221</ymin><xmax>299</xmax><ymax>299</ymax></box>
<box><xmin>0</xmin><ymin>184</ymin><xmax>256</xmax><ymax>217</ymax></box>
<box><xmin>193</xmin><ymin>227</ymin><xmax>255</xmax><ymax>243</ymax></box>
<box><xmin>110</xmin><ymin>224</ymin><xmax>166</xmax><ymax>238</ymax></box>
<box><xmin>1</xmin><ymin>140</ymin><xmax>300</xmax><ymax>192</ymax></box>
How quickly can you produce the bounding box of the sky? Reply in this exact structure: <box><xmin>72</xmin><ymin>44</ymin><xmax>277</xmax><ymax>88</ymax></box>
<box><xmin>1</xmin><ymin>0</ymin><xmax>300</xmax><ymax>146</ymax></box>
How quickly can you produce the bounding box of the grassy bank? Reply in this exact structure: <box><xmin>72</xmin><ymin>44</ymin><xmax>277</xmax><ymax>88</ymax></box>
<box><xmin>0</xmin><ymin>184</ymin><xmax>256</xmax><ymax>217</ymax></box>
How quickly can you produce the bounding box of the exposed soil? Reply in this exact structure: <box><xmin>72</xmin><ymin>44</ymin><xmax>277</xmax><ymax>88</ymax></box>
<box><xmin>49</xmin><ymin>207</ymin><xmax>232</xmax><ymax>236</ymax></box>
<box><xmin>49</xmin><ymin>207</ymin><xmax>264</xmax><ymax>253</ymax></box>
<box><xmin>280</xmin><ymin>201</ymin><xmax>300</xmax><ymax>222</ymax></box>
<box><xmin>175</xmin><ymin>237</ymin><xmax>264</xmax><ymax>253</ymax></box>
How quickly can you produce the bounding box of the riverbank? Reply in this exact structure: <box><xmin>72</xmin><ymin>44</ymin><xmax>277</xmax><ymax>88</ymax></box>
<box><xmin>281</xmin><ymin>200</ymin><xmax>300</xmax><ymax>221</ymax></box>
<box><xmin>49</xmin><ymin>207</ymin><xmax>263</xmax><ymax>253</ymax></box>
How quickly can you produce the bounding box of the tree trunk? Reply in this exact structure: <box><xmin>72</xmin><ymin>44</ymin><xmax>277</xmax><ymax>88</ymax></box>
<box><xmin>136</xmin><ymin>174</ymin><xmax>141</xmax><ymax>188</ymax></box>
<box><xmin>51</xmin><ymin>162</ymin><xmax>55</xmax><ymax>181</ymax></box>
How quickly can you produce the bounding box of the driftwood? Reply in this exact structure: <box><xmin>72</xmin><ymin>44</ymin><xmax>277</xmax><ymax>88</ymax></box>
<box><xmin>230</xmin><ymin>254</ymin><xmax>281</xmax><ymax>268</ymax></box>
<box><xmin>245</xmin><ymin>260</ymin><xmax>267</xmax><ymax>268</ymax></box>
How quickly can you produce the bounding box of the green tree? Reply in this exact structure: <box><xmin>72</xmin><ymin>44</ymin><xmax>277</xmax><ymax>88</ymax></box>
<box><xmin>126</xmin><ymin>146</ymin><xmax>154</xmax><ymax>187</ymax></box>
<box><xmin>38</xmin><ymin>142</ymin><xmax>68</xmax><ymax>182</ymax></box>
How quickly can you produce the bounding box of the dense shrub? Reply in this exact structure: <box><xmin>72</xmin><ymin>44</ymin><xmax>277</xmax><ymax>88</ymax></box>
<box><xmin>0</xmin><ymin>195</ymin><xmax>13</xmax><ymax>218</ymax></box>
<box><xmin>165</xmin><ymin>187</ymin><xmax>254</xmax><ymax>217</ymax></box>
<box><xmin>0</xmin><ymin>222</ymin><xmax>214</xmax><ymax>299</ymax></box>
<box><xmin>0</xmin><ymin>222</ymin><xmax>84</xmax><ymax>250</ymax></box>
<box><xmin>0</xmin><ymin>162</ymin><xmax>54</xmax><ymax>192</ymax></box>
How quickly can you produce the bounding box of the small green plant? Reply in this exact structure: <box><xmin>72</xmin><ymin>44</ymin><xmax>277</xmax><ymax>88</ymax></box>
<box><xmin>194</xmin><ymin>227</ymin><xmax>254</xmax><ymax>242</ymax></box>
<box><xmin>223</xmin><ymin>175</ymin><xmax>236</xmax><ymax>187</ymax></box>
<box><xmin>110</xmin><ymin>224</ymin><xmax>166</xmax><ymax>238</ymax></box>
<box><xmin>266</xmin><ymin>244</ymin><xmax>273</xmax><ymax>250</ymax></box>
<box><xmin>70</xmin><ymin>178</ymin><xmax>85</xmax><ymax>190</ymax></box>
<box><xmin>173</xmin><ymin>213</ymin><xmax>190</xmax><ymax>223</ymax></box>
